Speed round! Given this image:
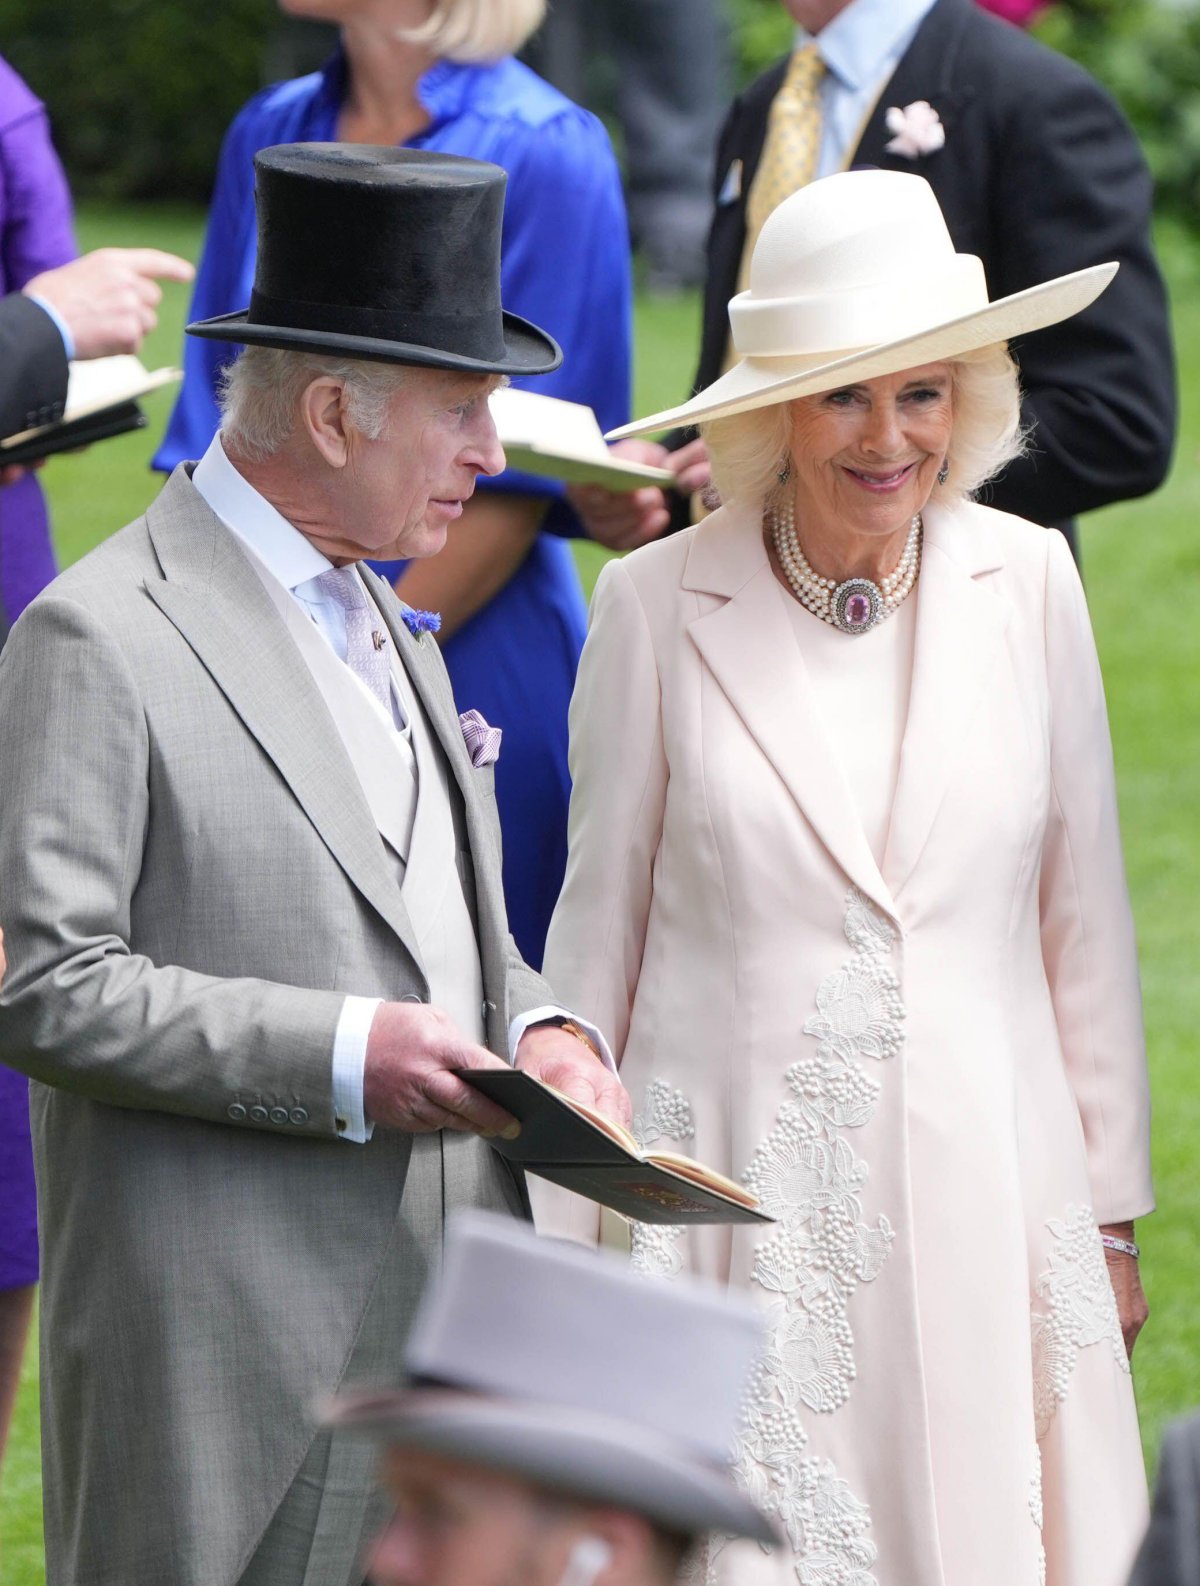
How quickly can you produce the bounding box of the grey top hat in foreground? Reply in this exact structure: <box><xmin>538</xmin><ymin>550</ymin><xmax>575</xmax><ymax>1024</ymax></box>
<box><xmin>326</xmin><ymin>1211</ymin><xmax>776</xmax><ymax>1546</ymax></box>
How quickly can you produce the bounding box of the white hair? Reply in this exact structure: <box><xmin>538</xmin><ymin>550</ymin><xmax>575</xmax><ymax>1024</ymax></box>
<box><xmin>217</xmin><ymin>347</ymin><xmax>409</xmax><ymax>461</ymax></box>
<box><xmin>400</xmin><ymin>0</ymin><xmax>546</xmax><ymax>63</ymax></box>
<box><xmin>703</xmin><ymin>345</ymin><xmax>1027</xmax><ymax>517</ymax></box>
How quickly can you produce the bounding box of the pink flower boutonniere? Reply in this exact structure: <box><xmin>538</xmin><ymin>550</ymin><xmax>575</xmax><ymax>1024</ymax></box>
<box><xmin>884</xmin><ymin>101</ymin><xmax>946</xmax><ymax>160</ymax></box>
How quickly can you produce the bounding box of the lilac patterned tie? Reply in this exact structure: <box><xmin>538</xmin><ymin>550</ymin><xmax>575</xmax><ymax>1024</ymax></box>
<box><xmin>315</xmin><ymin>565</ymin><xmax>393</xmax><ymax>714</ymax></box>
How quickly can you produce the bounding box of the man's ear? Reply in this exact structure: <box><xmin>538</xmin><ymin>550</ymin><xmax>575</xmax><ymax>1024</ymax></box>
<box><xmin>299</xmin><ymin>376</ymin><xmax>353</xmax><ymax>468</ymax></box>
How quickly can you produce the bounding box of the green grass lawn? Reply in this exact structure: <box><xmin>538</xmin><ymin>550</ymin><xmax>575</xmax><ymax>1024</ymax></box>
<box><xmin>0</xmin><ymin>206</ymin><xmax>1197</xmax><ymax>1582</ymax></box>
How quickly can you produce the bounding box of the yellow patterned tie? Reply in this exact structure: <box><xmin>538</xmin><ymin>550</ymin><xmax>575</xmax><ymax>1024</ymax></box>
<box><xmin>738</xmin><ymin>43</ymin><xmax>826</xmax><ymax>292</ymax></box>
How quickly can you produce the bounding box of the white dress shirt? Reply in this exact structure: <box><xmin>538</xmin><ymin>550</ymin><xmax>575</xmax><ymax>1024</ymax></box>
<box><xmin>799</xmin><ymin>0</ymin><xmax>939</xmax><ymax>179</ymax></box>
<box><xmin>192</xmin><ymin>434</ymin><xmax>611</xmax><ymax>1141</ymax></box>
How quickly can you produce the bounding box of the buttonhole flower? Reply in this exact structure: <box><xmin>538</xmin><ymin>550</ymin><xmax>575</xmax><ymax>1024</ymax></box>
<box><xmin>884</xmin><ymin>100</ymin><xmax>945</xmax><ymax>159</ymax></box>
<box><xmin>401</xmin><ymin>608</ymin><xmax>442</xmax><ymax>639</ymax></box>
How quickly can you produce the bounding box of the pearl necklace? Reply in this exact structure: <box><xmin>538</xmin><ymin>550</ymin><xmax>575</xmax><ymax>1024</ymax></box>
<box><xmin>771</xmin><ymin>500</ymin><xmax>922</xmax><ymax>636</ymax></box>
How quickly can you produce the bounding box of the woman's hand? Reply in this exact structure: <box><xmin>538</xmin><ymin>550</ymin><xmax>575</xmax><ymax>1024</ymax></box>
<box><xmin>1100</xmin><ymin>1221</ymin><xmax>1148</xmax><ymax>1358</ymax></box>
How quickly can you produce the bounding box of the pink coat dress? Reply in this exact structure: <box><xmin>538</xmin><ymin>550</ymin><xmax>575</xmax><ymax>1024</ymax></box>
<box><xmin>539</xmin><ymin>498</ymin><xmax>1152</xmax><ymax>1586</ymax></box>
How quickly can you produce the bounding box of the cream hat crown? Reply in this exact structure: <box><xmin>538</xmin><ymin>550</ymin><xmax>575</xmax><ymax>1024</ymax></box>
<box><xmin>609</xmin><ymin>169</ymin><xmax>1116</xmax><ymax>437</ymax></box>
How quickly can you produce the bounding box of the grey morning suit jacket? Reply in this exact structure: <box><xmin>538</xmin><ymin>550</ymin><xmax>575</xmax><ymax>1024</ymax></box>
<box><xmin>0</xmin><ymin>465</ymin><xmax>555</xmax><ymax>1586</ymax></box>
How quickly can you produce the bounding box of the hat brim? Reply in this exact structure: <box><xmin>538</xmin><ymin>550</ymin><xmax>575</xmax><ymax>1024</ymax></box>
<box><xmin>186</xmin><ymin>307</ymin><xmax>562</xmax><ymax>378</ymax></box>
<box><xmin>325</xmin><ymin>1389</ymin><xmax>778</xmax><ymax>1547</ymax></box>
<box><xmin>607</xmin><ymin>262</ymin><xmax>1116</xmax><ymax>438</ymax></box>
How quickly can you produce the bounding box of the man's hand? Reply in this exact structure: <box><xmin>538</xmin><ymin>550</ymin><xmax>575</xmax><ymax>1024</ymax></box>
<box><xmin>24</xmin><ymin>248</ymin><xmax>195</xmax><ymax>361</ymax></box>
<box><xmin>515</xmin><ymin>1025</ymin><xmax>632</xmax><ymax>1127</ymax></box>
<box><xmin>566</xmin><ymin>437</ymin><xmax>711</xmax><ymax>551</ymax></box>
<box><xmin>1100</xmin><ymin>1221</ymin><xmax>1149</xmax><ymax>1359</ymax></box>
<box><xmin>363</xmin><ymin>1001</ymin><xmax>520</xmax><ymax>1137</ymax></box>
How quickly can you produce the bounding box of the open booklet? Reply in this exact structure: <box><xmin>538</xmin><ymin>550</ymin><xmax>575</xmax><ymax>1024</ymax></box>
<box><xmin>456</xmin><ymin>1068</ymin><xmax>773</xmax><ymax>1225</ymax></box>
<box><xmin>488</xmin><ymin>387</ymin><xmax>675</xmax><ymax>492</ymax></box>
<box><xmin>0</xmin><ymin>355</ymin><xmax>181</xmax><ymax>467</ymax></box>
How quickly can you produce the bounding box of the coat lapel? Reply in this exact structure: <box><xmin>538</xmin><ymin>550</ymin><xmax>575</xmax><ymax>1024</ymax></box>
<box><xmin>684</xmin><ymin>505</ymin><xmax>895</xmax><ymax>918</ymax></box>
<box><xmin>883</xmin><ymin>502</ymin><xmax>1009</xmax><ymax>898</ymax></box>
<box><xmin>851</xmin><ymin>0</ymin><xmax>972</xmax><ymax>169</ymax></box>
<box><xmin>143</xmin><ymin>469</ymin><xmax>426</xmax><ymax>966</ymax></box>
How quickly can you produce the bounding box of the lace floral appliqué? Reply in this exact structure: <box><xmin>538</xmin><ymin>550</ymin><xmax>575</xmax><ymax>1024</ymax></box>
<box><xmin>731</xmin><ymin>887</ymin><xmax>902</xmax><ymax>1581</ymax></box>
<box><xmin>628</xmin><ymin>1080</ymin><xmax>695</xmax><ymax>1279</ymax></box>
<box><xmin>1031</xmin><ymin>1204</ymin><xmax>1129</xmax><ymax>1441</ymax></box>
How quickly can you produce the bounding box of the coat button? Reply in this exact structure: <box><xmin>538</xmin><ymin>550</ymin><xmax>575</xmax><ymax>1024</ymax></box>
<box><xmin>268</xmin><ymin>1106</ymin><xmax>289</xmax><ymax>1125</ymax></box>
<box><xmin>289</xmin><ymin>1107</ymin><xmax>309</xmax><ymax>1126</ymax></box>
<box><xmin>227</xmin><ymin>1103</ymin><xmax>247</xmax><ymax>1121</ymax></box>
<box><xmin>248</xmin><ymin>1104</ymin><xmax>269</xmax><ymax>1123</ymax></box>
<box><xmin>400</xmin><ymin>992</ymin><xmax>424</xmax><ymax>1003</ymax></box>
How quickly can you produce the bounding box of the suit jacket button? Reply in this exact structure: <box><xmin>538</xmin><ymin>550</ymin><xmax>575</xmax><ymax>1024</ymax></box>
<box><xmin>268</xmin><ymin>1106</ymin><xmax>289</xmax><ymax>1125</ymax></box>
<box><xmin>289</xmin><ymin>1107</ymin><xmax>309</xmax><ymax>1126</ymax></box>
<box><xmin>400</xmin><ymin>992</ymin><xmax>424</xmax><ymax>1003</ymax></box>
<box><xmin>227</xmin><ymin>1103</ymin><xmax>247</xmax><ymax>1121</ymax></box>
<box><xmin>248</xmin><ymin>1104</ymin><xmax>269</xmax><ymax>1123</ymax></box>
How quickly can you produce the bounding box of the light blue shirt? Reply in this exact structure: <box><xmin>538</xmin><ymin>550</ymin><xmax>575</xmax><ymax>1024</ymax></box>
<box><xmin>26</xmin><ymin>292</ymin><xmax>73</xmax><ymax>358</ymax></box>
<box><xmin>192</xmin><ymin>434</ymin><xmax>612</xmax><ymax>1141</ymax></box>
<box><xmin>800</xmin><ymin>0</ymin><xmax>940</xmax><ymax>179</ymax></box>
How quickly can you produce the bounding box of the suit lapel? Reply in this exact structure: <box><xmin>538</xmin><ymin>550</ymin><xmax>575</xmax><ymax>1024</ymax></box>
<box><xmin>684</xmin><ymin>506</ymin><xmax>895</xmax><ymax>918</ymax></box>
<box><xmin>143</xmin><ymin>470</ymin><xmax>426</xmax><ymax>966</ymax></box>
<box><xmin>851</xmin><ymin>0</ymin><xmax>972</xmax><ymax>168</ymax></box>
<box><xmin>883</xmin><ymin>502</ymin><xmax>1009</xmax><ymax>898</ymax></box>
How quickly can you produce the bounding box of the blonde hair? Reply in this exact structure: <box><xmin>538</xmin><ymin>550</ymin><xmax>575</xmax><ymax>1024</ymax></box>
<box><xmin>703</xmin><ymin>345</ymin><xmax>1026</xmax><ymax>517</ymax></box>
<box><xmin>217</xmin><ymin>346</ymin><xmax>408</xmax><ymax>461</ymax></box>
<box><xmin>401</xmin><ymin>0</ymin><xmax>546</xmax><ymax>63</ymax></box>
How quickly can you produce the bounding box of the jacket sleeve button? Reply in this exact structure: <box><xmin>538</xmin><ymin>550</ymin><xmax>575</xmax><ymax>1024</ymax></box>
<box><xmin>400</xmin><ymin>992</ymin><xmax>425</xmax><ymax>1004</ymax></box>
<box><xmin>289</xmin><ymin>1107</ymin><xmax>309</xmax><ymax>1126</ymax></box>
<box><xmin>227</xmin><ymin>1103</ymin><xmax>247</xmax><ymax>1121</ymax></box>
<box><xmin>248</xmin><ymin>1104</ymin><xmax>269</xmax><ymax>1123</ymax></box>
<box><xmin>268</xmin><ymin>1106</ymin><xmax>289</xmax><ymax>1125</ymax></box>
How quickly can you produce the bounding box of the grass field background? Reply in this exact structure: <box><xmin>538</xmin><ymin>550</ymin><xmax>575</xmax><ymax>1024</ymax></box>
<box><xmin>0</xmin><ymin>205</ymin><xmax>1197</xmax><ymax>1582</ymax></box>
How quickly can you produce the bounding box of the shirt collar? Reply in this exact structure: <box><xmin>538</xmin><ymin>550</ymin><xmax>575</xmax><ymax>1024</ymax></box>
<box><xmin>192</xmin><ymin>433</ymin><xmax>333</xmax><ymax>594</ymax></box>
<box><xmin>799</xmin><ymin>0</ymin><xmax>938</xmax><ymax>91</ymax></box>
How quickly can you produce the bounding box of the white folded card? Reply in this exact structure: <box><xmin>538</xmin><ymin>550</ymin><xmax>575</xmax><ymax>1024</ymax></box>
<box><xmin>489</xmin><ymin>387</ymin><xmax>674</xmax><ymax>491</ymax></box>
<box><xmin>1</xmin><ymin>355</ymin><xmax>182</xmax><ymax>456</ymax></box>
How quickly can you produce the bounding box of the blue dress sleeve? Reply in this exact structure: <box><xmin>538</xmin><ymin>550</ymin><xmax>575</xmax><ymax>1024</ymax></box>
<box><xmin>478</xmin><ymin>105</ymin><xmax>633</xmax><ymax>536</ymax></box>
<box><xmin>152</xmin><ymin>101</ymin><xmax>267</xmax><ymax>472</ymax></box>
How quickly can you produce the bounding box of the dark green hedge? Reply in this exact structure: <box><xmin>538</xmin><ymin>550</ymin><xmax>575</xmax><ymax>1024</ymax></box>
<box><xmin>4</xmin><ymin>0</ymin><xmax>1198</xmax><ymax>220</ymax></box>
<box><xmin>3</xmin><ymin>0</ymin><xmax>276</xmax><ymax>203</ymax></box>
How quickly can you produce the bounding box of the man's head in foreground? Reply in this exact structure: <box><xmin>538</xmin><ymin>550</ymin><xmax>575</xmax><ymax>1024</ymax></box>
<box><xmin>186</xmin><ymin>141</ymin><xmax>562</xmax><ymax>565</ymax></box>
<box><xmin>326</xmin><ymin>1212</ymin><xmax>776</xmax><ymax>1586</ymax></box>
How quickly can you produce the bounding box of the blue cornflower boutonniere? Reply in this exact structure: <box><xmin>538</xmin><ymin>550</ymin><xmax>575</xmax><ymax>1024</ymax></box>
<box><xmin>401</xmin><ymin>608</ymin><xmax>442</xmax><ymax>639</ymax></box>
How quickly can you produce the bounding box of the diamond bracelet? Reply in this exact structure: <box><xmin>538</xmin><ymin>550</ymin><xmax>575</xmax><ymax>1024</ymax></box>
<box><xmin>1100</xmin><ymin>1233</ymin><xmax>1141</xmax><ymax>1261</ymax></box>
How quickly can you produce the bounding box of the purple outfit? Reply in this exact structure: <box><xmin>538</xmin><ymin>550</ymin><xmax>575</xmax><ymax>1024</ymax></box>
<box><xmin>0</xmin><ymin>56</ymin><xmax>75</xmax><ymax>626</ymax></box>
<box><xmin>0</xmin><ymin>54</ymin><xmax>75</xmax><ymax>1291</ymax></box>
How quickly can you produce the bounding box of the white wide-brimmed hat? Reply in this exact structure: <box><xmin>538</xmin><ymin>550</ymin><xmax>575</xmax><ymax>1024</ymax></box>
<box><xmin>608</xmin><ymin>169</ymin><xmax>1116</xmax><ymax>438</ymax></box>
<box><xmin>325</xmin><ymin>1211</ymin><xmax>777</xmax><ymax>1546</ymax></box>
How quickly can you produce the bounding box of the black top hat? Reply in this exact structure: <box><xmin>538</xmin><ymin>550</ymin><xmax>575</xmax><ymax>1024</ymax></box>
<box><xmin>187</xmin><ymin>143</ymin><xmax>562</xmax><ymax>377</ymax></box>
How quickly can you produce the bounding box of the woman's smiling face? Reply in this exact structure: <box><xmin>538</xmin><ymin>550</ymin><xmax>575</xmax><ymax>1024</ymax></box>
<box><xmin>786</xmin><ymin>363</ymin><xmax>954</xmax><ymax>543</ymax></box>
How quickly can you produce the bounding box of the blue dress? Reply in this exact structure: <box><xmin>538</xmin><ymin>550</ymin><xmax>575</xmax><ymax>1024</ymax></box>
<box><xmin>155</xmin><ymin>53</ymin><xmax>632</xmax><ymax>967</ymax></box>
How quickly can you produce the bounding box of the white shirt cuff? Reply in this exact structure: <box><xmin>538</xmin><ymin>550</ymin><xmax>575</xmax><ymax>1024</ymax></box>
<box><xmin>332</xmin><ymin>995</ymin><xmax>381</xmax><ymax>1143</ymax></box>
<box><xmin>25</xmin><ymin>292</ymin><xmax>74</xmax><ymax>359</ymax></box>
<box><xmin>507</xmin><ymin>1005</ymin><xmax>617</xmax><ymax>1074</ymax></box>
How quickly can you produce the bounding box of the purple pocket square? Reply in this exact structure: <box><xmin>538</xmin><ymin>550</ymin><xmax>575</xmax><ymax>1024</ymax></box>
<box><xmin>460</xmin><ymin>708</ymin><xmax>502</xmax><ymax>768</ymax></box>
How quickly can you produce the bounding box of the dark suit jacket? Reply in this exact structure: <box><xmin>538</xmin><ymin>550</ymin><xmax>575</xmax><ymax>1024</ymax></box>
<box><xmin>690</xmin><ymin>0</ymin><xmax>1175</xmax><ymax>528</ymax></box>
<box><xmin>1127</xmin><ymin>1412</ymin><xmax>1200</xmax><ymax>1586</ymax></box>
<box><xmin>0</xmin><ymin>291</ymin><xmax>67</xmax><ymax>442</ymax></box>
